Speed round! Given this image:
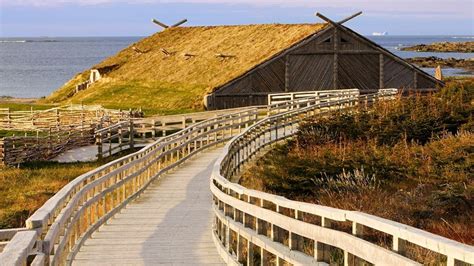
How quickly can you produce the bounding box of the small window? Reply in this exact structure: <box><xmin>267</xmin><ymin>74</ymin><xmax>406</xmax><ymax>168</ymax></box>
<box><xmin>341</xmin><ymin>37</ymin><xmax>349</xmax><ymax>43</ymax></box>
<box><xmin>323</xmin><ymin>37</ymin><xmax>332</xmax><ymax>43</ymax></box>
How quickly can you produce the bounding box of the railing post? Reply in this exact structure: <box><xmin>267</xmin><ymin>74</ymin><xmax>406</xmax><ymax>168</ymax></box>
<box><xmin>447</xmin><ymin>257</ymin><xmax>455</xmax><ymax>266</ymax></box>
<box><xmin>352</xmin><ymin>222</ymin><xmax>364</xmax><ymax>236</ymax></box>
<box><xmin>118</xmin><ymin>124</ymin><xmax>123</xmax><ymax>151</ymax></box>
<box><xmin>392</xmin><ymin>236</ymin><xmax>406</xmax><ymax>255</ymax></box>
<box><xmin>129</xmin><ymin>119</ymin><xmax>134</xmax><ymax>150</ymax></box>
<box><xmin>107</xmin><ymin>129</ymin><xmax>112</xmax><ymax>157</ymax></box>
<box><xmin>96</xmin><ymin>131</ymin><xmax>103</xmax><ymax>160</ymax></box>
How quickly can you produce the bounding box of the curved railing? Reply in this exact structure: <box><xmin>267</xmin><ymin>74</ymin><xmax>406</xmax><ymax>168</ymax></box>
<box><xmin>210</xmin><ymin>94</ymin><xmax>474</xmax><ymax>265</ymax></box>
<box><xmin>3</xmin><ymin>89</ymin><xmax>471</xmax><ymax>265</ymax></box>
<box><xmin>1</xmin><ymin>108</ymin><xmax>258</xmax><ymax>265</ymax></box>
<box><xmin>0</xmin><ymin>93</ymin><xmax>357</xmax><ymax>265</ymax></box>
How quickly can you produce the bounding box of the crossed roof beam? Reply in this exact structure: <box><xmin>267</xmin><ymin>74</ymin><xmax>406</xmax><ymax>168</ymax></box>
<box><xmin>316</xmin><ymin>11</ymin><xmax>363</xmax><ymax>28</ymax></box>
<box><xmin>152</xmin><ymin>18</ymin><xmax>188</xmax><ymax>29</ymax></box>
<box><xmin>150</xmin><ymin>12</ymin><xmax>361</xmax><ymax>30</ymax></box>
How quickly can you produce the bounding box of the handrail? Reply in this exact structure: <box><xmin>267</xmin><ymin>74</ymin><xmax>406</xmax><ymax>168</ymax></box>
<box><xmin>0</xmin><ymin>91</ymin><xmax>359</xmax><ymax>265</ymax></box>
<box><xmin>18</xmin><ymin>108</ymin><xmax>258</xmax><ymax>265</ymax></box>
<box><xmin>0</xmin><ymin>230</ymin><xmax>41</xmax><ymax>265</ymax></box>
<box><xmin>268</xmin><ymin>88</ymin><xmax>360</xmax><ymax>105</ymax></box>
<box><xmin>5</xmin><ymin>88</ymin><xmax>469</xmax><ymax>265</ymax></box>
<box><xmin>0</xmin><ymin>89</ymin><xmax>374</xmax><ymax>265</ymax></box>
<box><xmin>210</xmin><ymin>92</ymin><xmax>474</xmax><ymax>265</ymax></box>
<box><xmin>93</xmin><ymin>107</ymin><xmax>259</xmax><ymax>159</ymax></box>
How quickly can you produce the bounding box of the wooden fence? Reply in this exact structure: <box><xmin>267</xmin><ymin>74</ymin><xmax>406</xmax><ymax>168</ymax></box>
<box><xmin>210</xmin><ymin>93</ymin><xmax>474</xmax><ymax>266</ymax></box>
<box><xmin>1</xmin><ymin>127</ymin><xmax>95</xmax><ymax>166</ymax></box>
<box><xmin>133</xmin><ymin>107</ymin><xmax>262</xmax><ymax>139</ymax></box>
<box><xmin>0</xmin><ymin>105</ymin><xmax>130</xmax><ymax>166</ymax></box>
<box><xmin>3</xmin><ymin>89</ymin><xmax>471</xmax><ymax>266</ymax></box>
<box><xmin>0</xmin><ymin>104</ymin><xmax>128</xmax><ymax>131</ymax></box>
<box><xmin>0</xmin><ymin>89</ymin><xmax>375</xmax><ymax>265</ymax></box>
<box><xmin>267</xmin><ymin>88</ymin><xmax>360</xmax><ymax>105</ymax></box>
<box><xmin>0</xmin><ymin>89</ymin><xmax>379</xmax><ymax>264</ymax></box>
<box><xmin>93</xmin><ymin>107</ymin><xmax>260</xmax><ymax>159</ymax></box>
<box><xmin>95</xmin><ymin>121</ymin><xmax>133</xmax><ymax>159</ymax></box>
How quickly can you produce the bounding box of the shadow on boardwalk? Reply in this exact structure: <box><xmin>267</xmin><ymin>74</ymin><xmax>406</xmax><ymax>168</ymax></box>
<box><xmin>73</xmin><ymin>149</ymin><xmax>224</xmax><ymax>265</ymax></box>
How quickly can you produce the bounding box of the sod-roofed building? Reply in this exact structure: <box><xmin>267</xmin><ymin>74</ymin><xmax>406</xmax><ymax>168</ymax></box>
<box><xmin>47</xmin><ymin>21</ymin><xmax>442</xmax><ymax>112</ymax></box>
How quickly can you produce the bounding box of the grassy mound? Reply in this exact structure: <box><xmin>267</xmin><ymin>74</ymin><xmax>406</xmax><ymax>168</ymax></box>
<box><xmin>240</xmin><ymin>80</ymin><xmax>474</xmax><ymax>250</ymax></box>
<box><xmin>42</xmin><ymin>24</ymin><xmax>326</xmax><ymax>115</ymax></box>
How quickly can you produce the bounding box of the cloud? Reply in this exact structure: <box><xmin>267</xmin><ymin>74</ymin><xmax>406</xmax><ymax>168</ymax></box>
<box><xmin>1</xmin><ymin>0</ymin><xmax>472</xmax><ymax>18</ymax></box>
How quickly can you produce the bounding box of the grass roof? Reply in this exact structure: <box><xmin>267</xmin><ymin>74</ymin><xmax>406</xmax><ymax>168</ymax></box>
<box><xmin>44</xmin><ymin>23</ymin><xmax>327</xmax><ymax>115</ymax></box>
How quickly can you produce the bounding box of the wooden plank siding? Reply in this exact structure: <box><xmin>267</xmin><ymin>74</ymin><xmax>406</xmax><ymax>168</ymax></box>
<box><xmin>252</xmin><ymin>58</ymin><xmax>286</xmax><ymax>93</ymax></box>
<box><xmin>384</xmin><ymin>58</ymin><xmax>415</xmax><ymax>89</ymax></box>
<box><xmin>206</xmin><ymin>24</ymin><xmax>441</xmax><ymax>110</ymax></box>
<box><xmin>338</xmin><ymin>54</ymin><xmax>380</xmax><ymax>91</ymax></box>
<box><xmin>288</xmin><ymin>54</ymin><xmax>333</xmax><ymax>91</ymax></box>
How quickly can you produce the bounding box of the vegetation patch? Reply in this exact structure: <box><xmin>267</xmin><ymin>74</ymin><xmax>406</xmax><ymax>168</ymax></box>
<box><xmin>406</xmin><ymin>56</ymin><xmax>474</xmax><ymax>74</ymax></box>
<box><xmin>0</xmin><ymin>150</ymin><xmax>138</xmax><ymax>228</ymax></box>
<box><xmin>0</xmin><ymin>102</ymin><xmax>55</xmax><ymax>111</ymax></box>
<box><xmin>240</xmin><ymin>80</ymin><xmax>474</xmax><ymax>248</ymax></box>
<box><xmin>401</xmin><ymin>41</ymin><xmax>474</xmax><ymax>53</ymax></box>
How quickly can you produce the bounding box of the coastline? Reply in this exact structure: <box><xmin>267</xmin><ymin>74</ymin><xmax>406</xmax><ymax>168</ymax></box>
<box><xmin>401</xmin><ymin>41</ymin><xmax>474</xmax><ymax>53</ymax></box>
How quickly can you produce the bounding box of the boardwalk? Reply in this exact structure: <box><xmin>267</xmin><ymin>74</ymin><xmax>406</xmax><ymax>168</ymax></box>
<box><xmin>4</xmin><ymin>91</ymin><xmax>470</xmax><ymax>266</ymax></box>
<box><xmin>73</xmin><ymin>149</ymin><xmax>224</xmax><ymax>265</ymax></box>
<box><xmin>52</xmin><ymin>143</ymin><xmax>148</xmax><ymax>163</ymax></box>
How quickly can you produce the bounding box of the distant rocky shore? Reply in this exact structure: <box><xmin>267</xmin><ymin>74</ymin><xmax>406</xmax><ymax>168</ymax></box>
<box><xmin>406</xmin><ymin>56</ymin><xmax>474</xmax><ymax>73</ymax></box>
<box><xmin>401</xmin><ymin>41</ymin><xmax>474</xmax><ymax>53</ymax></box>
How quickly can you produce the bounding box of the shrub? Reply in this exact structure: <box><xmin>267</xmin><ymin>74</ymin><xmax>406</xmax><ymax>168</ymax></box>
<box><xmin>239</xmin><ymin>79</ymin><xmax>473</xmax><ymax>244</ymax></box>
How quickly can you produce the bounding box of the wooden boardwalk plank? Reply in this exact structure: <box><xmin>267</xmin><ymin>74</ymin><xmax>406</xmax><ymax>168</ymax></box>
<box><xmin>72</xmin><ymin>149</ymin><xmax>225</xmax><ymax>266</ymax></box>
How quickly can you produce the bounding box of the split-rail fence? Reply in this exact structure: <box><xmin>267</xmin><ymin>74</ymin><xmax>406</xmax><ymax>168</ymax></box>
<box><xmin>0</xmin><ymin>105</ymin><xmax>129</xmax><ymax>166</ymax></box>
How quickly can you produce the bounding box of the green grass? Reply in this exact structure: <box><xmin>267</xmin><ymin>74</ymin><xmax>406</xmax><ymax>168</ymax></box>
<box><xmin>0</xmin><ymin>149</ymin><xmax>139</xmax><ymax>229</ymax></box>
<box><xmin>70</xmin><ymin>81</ymin><xmax>204</xmax><ymax>115</ymax></box>
<box><xmin>240</xmin><ymin>79</ymin><xmax>474</xmax><ymax>250</ymax></box>
<box><xmin>0</xmin><ymin>102</ymin><xmax>56</xmax><ymax>111</ymax></box>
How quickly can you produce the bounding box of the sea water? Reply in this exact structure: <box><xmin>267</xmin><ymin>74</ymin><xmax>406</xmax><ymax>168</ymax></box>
<box><xmin>0</xmin><ymin>35</ymin><xmax>472</xmax><ymax>98</ymax></box>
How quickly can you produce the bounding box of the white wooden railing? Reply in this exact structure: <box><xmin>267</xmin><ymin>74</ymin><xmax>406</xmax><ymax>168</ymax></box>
<box><xmin>210</xmin><ymin>92</ymin><xmax>474</xmax><ymax>266</ymax></box>
<box><xmin>0</xmin><ymin>92</ymin><xmax>356</xmax><ymax>265</ymax></box>
<box><xmin>267</xmin><ymin>89</ymin><xmax>360</xmax><ymax>106</ymax></box>
<box><xmin>0</xmin><ymin>108</ymin><xmax>258</xmax><ymax>265</ymax></box>
<box><xmin>2</xmin><ymin>89</ymin><xmax>472</xmax><ymax>266</ymax></box>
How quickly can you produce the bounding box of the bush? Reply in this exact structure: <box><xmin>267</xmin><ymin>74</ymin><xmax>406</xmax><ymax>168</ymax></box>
<box><xmin>239</xmin><ymin>79</ymin><xmax>474</xmax><ymax>245</ymax></box>
<box><xmin>298</xmin><ymin>81</ymin><xmax>473</xmax><ymax>146</ymax></box>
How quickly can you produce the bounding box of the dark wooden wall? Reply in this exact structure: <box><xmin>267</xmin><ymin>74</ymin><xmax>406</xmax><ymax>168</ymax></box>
<box><xmin>206</xmin><ymin>26</ymin><xmax>441</xmax><ymax>110</ymax></box>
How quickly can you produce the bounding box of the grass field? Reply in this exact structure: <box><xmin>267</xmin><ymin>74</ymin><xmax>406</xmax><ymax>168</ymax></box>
<box><xmin>0</xmin><ymin>150</ymin><xmax>138</xmax><ymax>229</ymax></box>
<box><xmin>240</xmin><ymin>79</ymin><xmax>474</xmax><ymax>253</ymax></box>
<box><xmin>0</xmin><ymin>102</ymin><xmax>55</xmax><ymax>111</ymax></box>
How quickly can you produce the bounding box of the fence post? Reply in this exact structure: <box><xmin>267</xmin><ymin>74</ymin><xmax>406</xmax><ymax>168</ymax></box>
<box><xmin>118</xmin><ymin>124</ymin><xmax>123</xmax><ymax>151</ymax></box>
<box><xmin>129</xmin><ymin>119</ymin><xmax>134</xmax><ymax>150</ymax></box>
<box><xmin>7</xmin><ymin>108</ymin><xmax>11</xmax><ymax>128</ymax></box>
<box><xmin>0</xmin><ymin>139</ymin><xmax>4</xmax><ymax>166</ymax></box>
<box><xmin>96</xmin><ymin>130</ymin><xmax>103</xmax><ymax>160</ymax></box>
<box><xmin>56</xmin><ymin>109</ymin><xmax>60</xmax><ymax>128</ymax></box>
<box><xmin>31</xmin><ymin>106</ymin><xmax>34</xmax><ymax>127</ymax></box>
<box><xmin>392</xmin><ymin>236</ymin><xmax>406</xmax><ymax>255</ymax></box>
<box><xmin>108</xmin><ymin>129</ymin><xmax>112</xmax><ymax>157</ymax></box>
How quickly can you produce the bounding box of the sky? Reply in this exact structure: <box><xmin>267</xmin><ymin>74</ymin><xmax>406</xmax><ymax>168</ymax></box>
<box><xmin>0</xmin><ymin>0</ymin><xmax>473</xmax><ymax>37</ymax></box>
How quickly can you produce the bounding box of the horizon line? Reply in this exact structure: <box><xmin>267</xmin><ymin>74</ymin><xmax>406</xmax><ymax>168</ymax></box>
<box><xmin>1</xmin><ymin>34</ymin><xmax>474</xmax><ymax>38</ymax></box>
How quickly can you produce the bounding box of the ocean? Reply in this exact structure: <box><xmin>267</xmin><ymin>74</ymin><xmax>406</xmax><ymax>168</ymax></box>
<box><xmin>0</xmin><ymin>35</ymin><xmax>473</xmax><ymax>98</ymax></box>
